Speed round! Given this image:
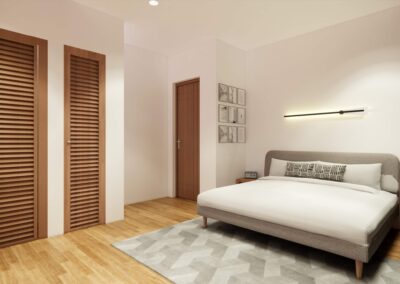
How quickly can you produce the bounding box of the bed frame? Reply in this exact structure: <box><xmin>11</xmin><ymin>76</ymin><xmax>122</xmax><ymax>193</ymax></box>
<box><xmin>198</xmin><ymin>150</ymin><xmax>400</xmax><ymax>279</ymax></box>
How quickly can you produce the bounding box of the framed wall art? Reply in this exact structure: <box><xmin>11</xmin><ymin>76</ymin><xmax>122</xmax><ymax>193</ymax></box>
<box><xmin>228</xmin><ymin>106</ymin><xmax>237</xmax><ymax>123</ymax></box>
<box><xmin>218</xmin><ymin>83</ymin><xmax>229</xmax><ymax>102</ymax></box>
<box><xmin>218</xmin><ymin>125</ymin><xmax>229</xmax><ymax>143</ymax></box>
<box><xmin>228</xmin><ymin>86</ymin><xmax>237</xmax><ymax>104</ymax></box>
<box><xmin>229</xmin><ymin>126</ymin><xmax>237</xmax><ymax>143</ymax></box>
<box><xmin>238</xmin><ymin>127</ymin><xmax>246</xmax><ymax>143</ymax></box>
<box><xmin>217</xmin><ymin>83</ymin><xmax>247</xmax><ymax>144</ymax></box>
<box><xmin>237</xmin><ymin>108</ymin><xmax>246</xmax><ymax>124</ymax></box>
<box><xmin>237</xmin><ymin>88</ymin><xmax>246</xmax><ymax>106</ymax></box>
<box><xmin>218</xmin><ymin>104</ymin><xmax>229</xmax><ymax>123</ymax></box>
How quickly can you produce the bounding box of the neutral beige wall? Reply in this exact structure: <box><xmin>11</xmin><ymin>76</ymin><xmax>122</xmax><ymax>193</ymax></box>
<box><xmin>0</xmin><ymin>0</ymin><xmax>125</xmax><ymax>236</ymax></box>
<box><xmin>246</xmin><ymin>6</ymin><xmax>400</xmax><ymax>177</ymax></box>
<box><xmin>167</xmin><ymin>40</ymin><xmax>217</xmax><ymax>196</ymax></box>
<box><xmin>246</xmin><ymin>7</ymin><xmax>400</xmax><ymax>226</ymax></box>
<box><xmin>216</xmin><ymin>41</ymin><xmax>247</xmax><ymax>186</ymax></box>
<box><xmin>167</xmin><ymin>39</ymin><xmax>249</xmax><ymax>193</ymax></box>
<box><xmin>124</xmin><ymin>44</ymin><xmax>168</xmax><ymax>204</ymax></box>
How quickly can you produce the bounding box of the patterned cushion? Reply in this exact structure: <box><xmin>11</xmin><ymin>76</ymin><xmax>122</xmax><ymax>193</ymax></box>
<box><xmin>313</xmin><ymin>163</ymin><xmax>347</xmax><ymax>182</ymax></box>
<box><xmin>285</xmin><ymin>162</ymin><xmax>315</xmax><ymax>178</ymax></box>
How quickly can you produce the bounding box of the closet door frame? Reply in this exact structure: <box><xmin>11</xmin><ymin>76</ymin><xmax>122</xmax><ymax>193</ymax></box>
<box><xmin>0</xmin><ymin>28</ymin><xmax>48</xmax><ymax>240</ymax></box>
<box><xmin>64</xmin><ymin>45</ymin><xmax>105</xmax><ymax>232</ymax></box>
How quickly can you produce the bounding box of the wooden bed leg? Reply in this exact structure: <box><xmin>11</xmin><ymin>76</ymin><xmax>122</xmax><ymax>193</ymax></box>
<box><xmin>355</xmin><ymin>260</ymin><xmax>363</xmax><ymax>280</ymax></box>
<box><xmin>202</xmin><ymin>216</ymin><xmax>208</xmax><ymax>228</ymax></box>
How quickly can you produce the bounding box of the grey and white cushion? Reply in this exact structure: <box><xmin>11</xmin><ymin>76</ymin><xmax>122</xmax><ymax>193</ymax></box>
<box><xmin>270</xmin><ymin>158</ymin><xmax>317</xmax><ymax>176</ymax></box>
<box><xmin>313</xmin><ymin>163</ymin><xmax>346</xmax><ymax>182</ymax></box>
<box><xmin>285</xmin><ymin>162</ymin><xmax>315</xmax><ymax>178</ymax></box>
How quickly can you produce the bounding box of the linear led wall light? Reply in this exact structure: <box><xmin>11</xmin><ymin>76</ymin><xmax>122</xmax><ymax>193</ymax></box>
<box><xmin>284</xmin><ymin>108</ymin><xmax>365</xmax><ymax>118</ymax></box>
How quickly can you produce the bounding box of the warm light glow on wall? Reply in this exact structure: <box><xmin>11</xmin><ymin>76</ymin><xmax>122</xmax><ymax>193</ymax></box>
<box><xmin>148</xmin><ymin>0</ymin><xmax>159</xmax><ymax>6</ymax></box>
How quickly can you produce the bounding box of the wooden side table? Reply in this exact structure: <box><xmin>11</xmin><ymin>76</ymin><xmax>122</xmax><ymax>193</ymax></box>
<box><xmin>236</xmin><ymin>178</ymin><xmax>257</xmax><ymax>184</ymax></box>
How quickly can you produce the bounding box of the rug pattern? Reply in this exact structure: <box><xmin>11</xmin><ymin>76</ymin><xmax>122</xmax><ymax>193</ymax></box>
<box><xmin>113</xmin><ymin>218</ymin><xmax>400</xmax><ymax>284</ymax></box>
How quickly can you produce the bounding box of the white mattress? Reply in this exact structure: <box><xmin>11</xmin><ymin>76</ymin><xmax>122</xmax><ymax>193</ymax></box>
<box><xmin>198</xmin><ymin>176</ymin><xmax>398</xmax><ymax>245</ymax></box>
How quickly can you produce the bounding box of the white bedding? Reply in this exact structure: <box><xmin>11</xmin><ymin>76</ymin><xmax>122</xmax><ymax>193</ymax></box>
<box><xmin>197</xmin><ymin>176</ymin><xmax>398</xmax><ymax>245</ymax></box>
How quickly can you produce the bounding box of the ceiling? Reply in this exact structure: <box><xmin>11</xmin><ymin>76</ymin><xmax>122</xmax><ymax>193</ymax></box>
<box><xmin>73</xmin><ymin>0</ymin><xmax>400</xmax><ymax>56</ymax></box>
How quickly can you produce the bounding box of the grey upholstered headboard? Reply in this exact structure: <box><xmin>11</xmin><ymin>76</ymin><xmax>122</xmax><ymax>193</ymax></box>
<box><xmin>265</xmin><ymin>150</ymin><xmax>400</xmax><ymax>184</ymax></box>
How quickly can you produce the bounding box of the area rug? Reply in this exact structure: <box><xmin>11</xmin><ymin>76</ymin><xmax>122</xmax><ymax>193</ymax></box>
<box><xmin>113</xmin><ymin>218</ymin><xmax>400</xmax><ymax>284</ymax></box>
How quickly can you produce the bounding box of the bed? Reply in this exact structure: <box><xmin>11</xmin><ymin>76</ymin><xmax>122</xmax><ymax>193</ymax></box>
<box><xmin>197</xmin><ymin>150</ymin><xmax>400</xmax><ymax>279</ymax></box>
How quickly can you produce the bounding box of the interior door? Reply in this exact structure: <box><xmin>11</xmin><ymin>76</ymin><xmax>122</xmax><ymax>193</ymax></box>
<box><xmin>176</xmin><ymin>78</ymin><xmax>199</xmax><ymax>200</ymax></box>
<box><xmin>0</xmin><ymin>28</ymin><xmax>47</xmax><ymax>247</ymax></box>
<box><xmin>64</xmin><ymin>46</ymin><xmax>105</xmax><ymax>232</ymax></box>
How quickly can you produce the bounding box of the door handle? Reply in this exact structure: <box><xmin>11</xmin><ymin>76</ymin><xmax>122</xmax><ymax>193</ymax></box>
<box><xmin>177</xmin><ymin>139</ymin><xmax>181</xmax><ymax>149</ymax></box>
<box><xmin>67</xmin><ymin>140</ymin><xmax>71</xmax><ymax>144</ymax></box>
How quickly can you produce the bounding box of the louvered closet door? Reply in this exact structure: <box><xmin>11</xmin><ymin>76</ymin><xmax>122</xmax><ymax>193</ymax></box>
<box><xmin>0</xmin><ymin>29</ymin><xmax>47</xmax><ymax>248</ymax></box>
<box><xmin>64</xmin><ymin>46</ymin><xmax>105</xmax><ymax>232</ymax></box>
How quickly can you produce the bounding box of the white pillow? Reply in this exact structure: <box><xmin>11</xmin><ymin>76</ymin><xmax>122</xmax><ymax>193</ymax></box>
<box><xmin>319</xmin><ymin>161</ymin><xmax>382</xmax><ymax>190</ymax></box>
<box><xmin>345</xmin><ymin>164</ymin><xmax>382</xmax><ymax>190</ymax></box>
<box><xmin>269</xmin><ymin>158</ymin><xmax>317</xmax><ymax>177</ymax></box>
<box><xmin>269</xmin><ymin>158</ymin><xmax>288</xmax><ymax>176</ymax></box>
<box><xmin>381</xmin><ymin>175</ymin><xmax>399</xmax><ymax>193</ymax></box>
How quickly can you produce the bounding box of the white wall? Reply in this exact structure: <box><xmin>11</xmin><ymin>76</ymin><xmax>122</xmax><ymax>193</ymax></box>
<box><xmin>124</xmin><ymin>44</ymin><xmax>168</xmax><ymax>204</ymax></box>
<box><xmin>216</xmin><ymin>41</ymin><xmax>247</xmax><ymax>186</ymax></box>
<box><xmin>167</xmin><ymin>40</ymin><xmax>217</xmax><ymax>196</ymax></box>
<box><xmin>167</xmin><ymin>39</ymin><xmax>248</xmax><ymax>193</ymax></box>
<box><xmin>0</xmin><ymin>0</ymin><xmax>125</xmax><ymax>236</ymax></box>
<box><xmin>246</xmin><ymin>7</ymin><xmax>400</xmax><ymax>177</ymax></box>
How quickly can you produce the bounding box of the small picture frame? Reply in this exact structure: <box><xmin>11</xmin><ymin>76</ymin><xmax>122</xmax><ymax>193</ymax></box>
<box><xmin>218</xmin><ymin>125</ymin><xmax>229</xmax><ymax>143</ymax></box>
<box><xmin>228</xmin><ymin>106</ymin><xmax>237</xmax><ymax>123</ymax></box>
<box><xmin>237</xmin><ymin>108</ymin><xmax>246</xmax><ymax>124</ymax></box>
<box><xmin>237</xmin><ymin>89</ymin><xmax>246</xmax><ymax>106</ymax></box>
<box><xmin>228</xmin><ymin>86</ymin><xmax>237</xmax><ymax>104</ymax></box>
<box><xmin>238</xmin><ymin>127</ymin><xmax>246</xmax><ymax>143</ymax></box>
<box><xmin>229</xmin><ymin>126</ymin><xmax>237</xmax><ymax>143</ymax></box>
<box><xmin>218</xmin><ymin>83</ymin><xmax>229</xmax><ymax>102</ymax></box>
<box><xmin>218</xmin><ymin>104</ymin><xmax>229</xmax><ymax>123</ymax></box>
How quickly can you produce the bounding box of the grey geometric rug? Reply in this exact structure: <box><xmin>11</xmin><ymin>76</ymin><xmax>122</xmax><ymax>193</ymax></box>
<box><xmin>113</xmin><ymin>218</ymin><xmax>400</xmax><ymax>284</ymax></box>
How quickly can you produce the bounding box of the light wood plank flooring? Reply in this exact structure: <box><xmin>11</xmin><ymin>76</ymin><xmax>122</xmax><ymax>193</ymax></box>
<box><xmin>0</xmin><ymin>197</ymin><xmax>399</xmax><ymax>283</ymax></box>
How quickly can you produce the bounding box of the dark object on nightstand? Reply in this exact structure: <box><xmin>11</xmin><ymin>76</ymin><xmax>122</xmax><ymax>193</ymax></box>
<box><xmin>244</xmin><ymin>171</ymin><xmax>258</xmax><ymax>179</ymax></box>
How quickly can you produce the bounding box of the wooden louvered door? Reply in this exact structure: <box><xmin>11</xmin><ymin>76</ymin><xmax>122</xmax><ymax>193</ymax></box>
<box><xmin>0</xmin><ymin>28</ymin><xmax>48</xmax><ymax>248</ymax></box>
<box><xmin>64</xmin><ymin>46</ymin><xmax>105</xmax><ymax>232</ymax></box>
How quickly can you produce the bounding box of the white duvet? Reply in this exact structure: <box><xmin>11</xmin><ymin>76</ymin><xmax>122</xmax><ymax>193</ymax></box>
<box><xmin>197</xmin><ymin>176</ymin><xmax>398</xmax><ymax>245</ymax></box>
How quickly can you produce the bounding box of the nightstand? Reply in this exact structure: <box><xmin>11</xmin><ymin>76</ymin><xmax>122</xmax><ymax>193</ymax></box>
<box><xmin>236</xmin><ymin>178</ymin><xmax>257</xmax><ymax>184</ymax></box>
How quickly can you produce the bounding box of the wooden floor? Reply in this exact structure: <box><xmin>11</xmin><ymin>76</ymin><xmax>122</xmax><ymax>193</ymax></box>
<box><xmin>0</xmin><ymin>197</ymin><xmax>399</xmax><ymax>284</ymax></box>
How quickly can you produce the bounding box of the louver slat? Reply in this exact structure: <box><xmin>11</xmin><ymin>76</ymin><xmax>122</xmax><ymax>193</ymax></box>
<box><xmin>0</xmin><ymin>38</ymin><xmax>36</xmax><ymax>247</ymax></box>
<box><xmin>65</xmin><ymin>46</ymin><xmax>105</xmax><ymax>232</ymax></box>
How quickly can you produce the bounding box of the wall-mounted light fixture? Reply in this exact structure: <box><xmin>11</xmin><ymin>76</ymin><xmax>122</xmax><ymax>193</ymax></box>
<box><xmin>284</xmin><ymin>108</ymin><xmax>365</xmax><ymax>118</ymax></box>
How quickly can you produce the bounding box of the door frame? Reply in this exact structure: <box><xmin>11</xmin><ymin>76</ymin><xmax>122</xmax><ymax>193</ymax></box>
<box><xmin>174</xmin><ymin>78</ymin><xmax>200</xmax><ymax>199</ymax></box>
<box><xmin>0</xmin><ymin>28</ymin><xmax>48</xmax><ymax>239</ymax></box>
<box><xmin>64</xmin><ymin>45</ymin><xmax>106</xmax><ymax>232</ymax></box>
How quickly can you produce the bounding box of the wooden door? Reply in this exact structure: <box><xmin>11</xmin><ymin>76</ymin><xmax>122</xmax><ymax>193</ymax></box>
<box><xmin>64</xmin><ymin>46</ymin><xmax>105</xmax><ymax>232</ymax></box>
<box><xmin>0</xmin><ymin>28</ymin><xmax>47</xmax><ymax>247</ymax></box>
<box><xmin>176</xmin><ymin>78</ymin><xmax>200</xmax><ymax>200</ymax></box>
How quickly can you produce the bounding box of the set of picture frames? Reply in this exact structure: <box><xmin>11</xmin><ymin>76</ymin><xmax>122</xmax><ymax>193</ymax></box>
<box><xmin>218</xmin><ymin>83</ymin><xmax>247</xmax><ymax>143</ymax></box>
<box><xmin>219</xmin><ymin>126</ymin><xmax>246</xmax><ymax>143</ymax></box>
<box><xmin>218</xmin><ymin>105</ymin><xmax>246</xmax><ymax>124</ymax></box>
<box><xmin>218</xmin><ymin>83</ymin><xmax>246</xmax><ymax>105</ymax></box>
